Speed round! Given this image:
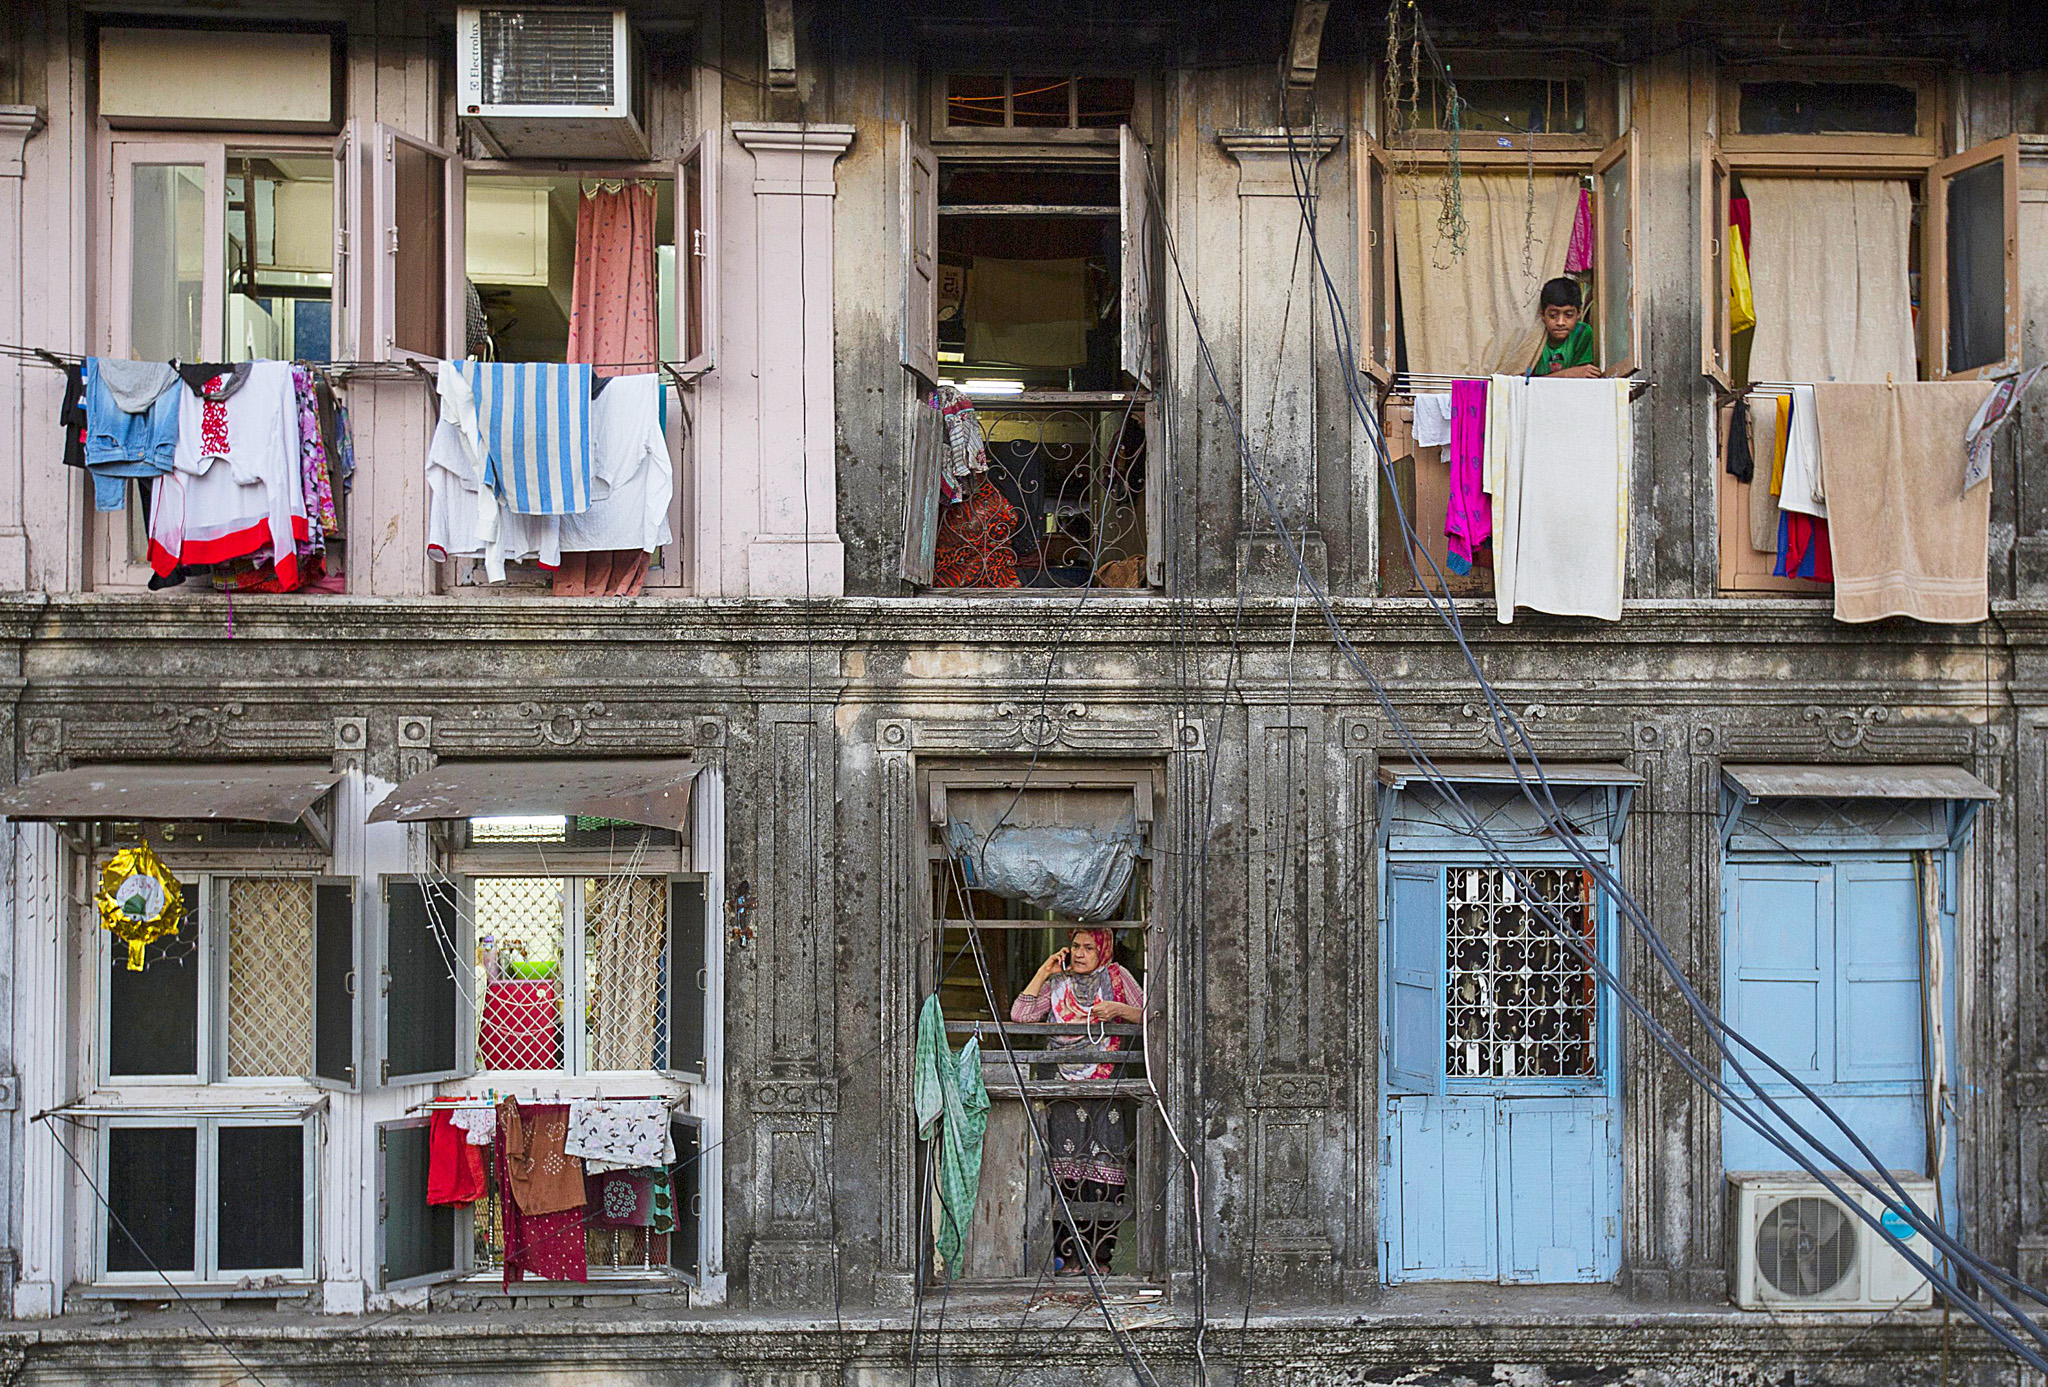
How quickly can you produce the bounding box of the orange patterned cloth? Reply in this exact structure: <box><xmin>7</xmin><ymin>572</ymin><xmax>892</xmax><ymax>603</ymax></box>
<box><xmin>933</xmin><ymin>476</ymin><xmax>1022</xmax><ymax>588</ymax></box>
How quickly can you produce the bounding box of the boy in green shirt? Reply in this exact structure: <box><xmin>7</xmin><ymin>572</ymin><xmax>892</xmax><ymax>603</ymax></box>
<box><xmin>1532</xmin><ymin>276</ymin><xmax>1602</xmax><ymax>378</ymax></box>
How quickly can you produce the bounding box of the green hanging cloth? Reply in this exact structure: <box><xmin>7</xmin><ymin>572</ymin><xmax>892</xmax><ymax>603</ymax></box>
<box><xmin>914</xmin><ymin>994</ymin><xmax>991</xmax><ymax>1278</ymax></box>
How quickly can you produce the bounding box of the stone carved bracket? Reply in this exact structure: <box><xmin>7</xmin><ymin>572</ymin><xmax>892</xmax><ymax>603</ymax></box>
<box><xmin>1251</xmin><ymin>1072</ymin><xmax>1330</xmax><ymax>1108</ymax></box>
<box><xmin>333</xmin><ymin>717</ymin><xmax>368</xmax><ymax>772</ymax></box>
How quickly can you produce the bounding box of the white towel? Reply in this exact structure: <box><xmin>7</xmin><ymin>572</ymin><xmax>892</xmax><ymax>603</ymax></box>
<box><xmin>1412</xmin><ymin>392</ymin><xmax>1455</xmax><ymax>448</ymax></box>
<box><xmin>1776</xmin><ymin>384</ymin><xmax>1826</xmax><ymax>518</ymax></box>
<box><xmin>1486</xmin><ymin>376</ymin><xmax>1630</xmax><ymax>624</ymax></box>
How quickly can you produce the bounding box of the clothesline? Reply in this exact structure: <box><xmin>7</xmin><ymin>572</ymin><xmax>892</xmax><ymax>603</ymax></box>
<box><xmin>410</xmin><ymin>1093</ymin><xmax>683</xmax><ymax>1114</ymax></box>
<box><xmin>1393</xmin><ymin>371</ymin><xmax>1654</xmax><ymax>401</ymax></box>
<box><xmin>0</xmin><ymin>342</ymin><xmax>702</xmax><ymax>390</ymax></box>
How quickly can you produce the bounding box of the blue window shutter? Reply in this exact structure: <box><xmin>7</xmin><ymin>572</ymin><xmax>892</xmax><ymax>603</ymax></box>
<box><xmin>1386</xmin><ymin>863</ymin><xmax>1444</xmax><ymax>1094</ymax></box>
<box><xmin>1724</xmin><ymin>864</ymin><xmax>1834</xmax><ymax>1085</ymax></box>
<box><xmin>1498</xmin><ymin>1100</ymin><xmax>1610</xmax><ymax>1283</ymax></box>
<box><xmin>1835</xmin><ymin>859</ymin><xmax>1924</xmax><ymax>1085</ymax></box>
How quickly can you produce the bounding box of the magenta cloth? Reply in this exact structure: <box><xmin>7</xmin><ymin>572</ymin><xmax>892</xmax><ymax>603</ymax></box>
<box><xmin>495</xmin><ymin>1119</ymin><xmax>588</xmax><ymax>1289</ymax></box>
<box><xmin>1730</xmin><ymin>196</ymin><xmax>1752</xmax><ymax>255</ymax></box>
<box><xmin>1564</xmin><ymin>187</ymin><xmax>1594</xmax><ymax>273</ymax></box>
<box><xmin>478</xmin><ymin>979</ymin><xmax>562</xmax><ymax>1072</ymax></box>
<box><xmin>1444</xmin><ymin>378</ymin><xmax>1491</xmax><ymax>574</ymax></box>
<box><xmin>586</xmin><ymin>1169</ymin><xmax>655</xmax><ymax>1228</ymax></box>
<box><xmin>566</xmin><ymin>183</ymin><xmax>659</xmax><ymax>378</ymax></box>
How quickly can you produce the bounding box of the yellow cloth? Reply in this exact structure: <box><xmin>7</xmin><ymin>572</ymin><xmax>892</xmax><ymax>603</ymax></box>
<box><xmin>1392</xmin><ymin>172</ymin><xmax>1578</xmax><ymax>376</ymax></box>
<box><xmin>1729</xmin><ymin>227</ymin><xmax>1756</xmax><ymax>335</ymax></box>
<box><xmin>1769</xmin><ymin>392</ymin><xmax>1790</xmax><ymax>498</ymax></box>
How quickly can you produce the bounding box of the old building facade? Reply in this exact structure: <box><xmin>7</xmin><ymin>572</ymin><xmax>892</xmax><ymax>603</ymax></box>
<box><xmin>0</xmin><ymin>0</ymin><xmax>2042</xmax><ymax>1381</ymax></box>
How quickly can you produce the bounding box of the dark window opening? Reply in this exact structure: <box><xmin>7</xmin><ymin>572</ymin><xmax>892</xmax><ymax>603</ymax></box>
<box><xmin>1738</xmin><ymin>81</ymin><xmax>1918</xmax><ymax>137</ymax></box>
<box><xmin>1946</xmin><ymin>158</ymin><xmax>2006</xmax><ymax>375</ymax></box>
<box><xmin>106</xmin><ymin>1126</ymin><xmax>198</xmax><ymax>1275</ymax></box>
<box><xmin>107</xmin><ymin>890</ymin><xmax>200</xmax><ymax>1078</ymax></box>
<box><xmin>216</xmin><ymin>1124</ymin><xmax>305</xmax><ymax>1271</ymax></box>
<box><xmin>945</xmin><ymin>74</ymin><xmax>1133</xmax><ymax>132</ymax></box>
<box><xmin>1408</xmin><ymin>76</ymin><xmax>1587</xmax><ymax>136</ymax></box>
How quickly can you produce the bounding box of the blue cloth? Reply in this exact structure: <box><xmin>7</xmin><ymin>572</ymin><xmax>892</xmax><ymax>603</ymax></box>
<box><xmin>83</xmin><ymin>358</ymin><xmax>179</xmax><ymax>512</ymax></box>
<box><xmin>457</xmin><ymin>361</ymin><xmax>593</xmax><ymax>516</ymax></box>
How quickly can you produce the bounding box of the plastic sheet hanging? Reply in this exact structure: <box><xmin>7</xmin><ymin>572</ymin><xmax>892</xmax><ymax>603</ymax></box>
<box><xmin>944</xmin><ymin>811</ymin><xmax>1139</xmax><ymax>922</ymax></box>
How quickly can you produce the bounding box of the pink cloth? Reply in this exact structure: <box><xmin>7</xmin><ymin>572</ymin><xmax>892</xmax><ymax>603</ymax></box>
<box><xmin>494</xmin><ymin>1123</ymin><xmax>588</xmax><ymax>1289</ymax></box>
<box><xmin>1564</xmin><ymin>187</ymin><xmax>1594</xmax><ymax>274</ymax></box>
<box><xmin>566</xmin><ymin>183</ymin><xmax>659</xmax><ymax>378</ymax></box>
<box><xmin>1010</xmin><ymin>961</ymin><xmax>1145</xmax><ymax>1081</ymax></box>
<box><xmin>1444</xmin><ymin>378</ymin><xmax>1491</xmax><ymax>574</ymax></box>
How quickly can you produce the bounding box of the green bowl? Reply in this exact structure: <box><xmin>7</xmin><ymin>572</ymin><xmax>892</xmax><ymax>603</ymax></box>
<box><xmin>503</xmin><ymin>959</ymin><xmax>559</xmax><ymax>981</ymax></box>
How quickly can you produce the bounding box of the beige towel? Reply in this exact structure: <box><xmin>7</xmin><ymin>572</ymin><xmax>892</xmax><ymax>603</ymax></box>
<box><xmin>1746</xmin><ymin>395</ymin><xmax>1780</xmax><ymax>554</ymax></box>
<box><xmin>1815</xmin><ymin>382</ymin><xmax>1995</xmax><ymax>624</ymax></box>
<box><xmin>1393</xmin><ymin>173</ymin><xmax>1578</xmax><ymax>376</ymax></box>
<box><xmin>1745</xmin><ymin>178</ymin><xmax>1917</xmax><ymax>384</ymax></box>
<box><xmin>1486</xmin><ymin>375</ymin><xmax>1631</xmax><ymax>623</ymax></box>
<box><xmin>966</xmin><ymin>257</ymin><xmax>1091</xmax><ymax>367</ymax></box>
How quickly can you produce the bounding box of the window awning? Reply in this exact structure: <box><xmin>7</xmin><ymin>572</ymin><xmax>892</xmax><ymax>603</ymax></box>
<box><xmin>1377</xmin><ymin>760</ymin><xmax>1643</xmax><ymax>790</ymax></box>
<box><xmin>0</xmin><ymin>763</ymin><xmax>342</xmax><ymax>824</ymax></box>
<box><xmin>366</xmin><ymin>758</ymin><xmax>702</xmax><ymax>832</ymax></box>
<box><xmin>1721</xmin><ymin>764</ymin><xmax>1997</xmax><ymax>803</ymax></box>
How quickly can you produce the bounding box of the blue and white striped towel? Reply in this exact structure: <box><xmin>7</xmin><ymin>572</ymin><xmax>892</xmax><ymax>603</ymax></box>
<box><xmin>458</xmin><ymin>361</ymin><xmax>594</xmax><ymax>516</ymax></box>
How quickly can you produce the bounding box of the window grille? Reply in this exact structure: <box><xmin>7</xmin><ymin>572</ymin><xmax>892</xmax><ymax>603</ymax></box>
<box><xmin>584</xmin><ymin>875</ymin><xmax>668</xmax><ymax>1071</ymax></box>
<box><xmin>1445</xmin><ymin>867</ymin><xmax>1599</xmax><ymax>1080</ymax></box>
<box><xmin>224</xmin><ymin>878</ymin><xmax>315</xmax><ymax>1078</ymax></box>
<box><xmin>475</xmin><ymin>877</ymin><xmax>568</xmax><ymax>1072</ymax></box>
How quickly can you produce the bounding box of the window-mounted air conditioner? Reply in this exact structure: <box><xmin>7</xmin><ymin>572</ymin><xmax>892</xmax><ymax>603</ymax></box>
<box><xmin>1727</xmin><ymin>1172</ymin><xmax>1937</xmax><ymax>1311</ymax></box>
<box><xmin>456</xmin><ymin>7</ymin><xmax>648</xmax><ymax>159</ymax></box>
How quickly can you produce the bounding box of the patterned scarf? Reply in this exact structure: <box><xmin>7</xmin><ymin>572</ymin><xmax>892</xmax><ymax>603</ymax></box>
<box><xmin>1047</xmin><ymin>931</ymin><xmax>1132</xmax><ymax>1080</ymax></box>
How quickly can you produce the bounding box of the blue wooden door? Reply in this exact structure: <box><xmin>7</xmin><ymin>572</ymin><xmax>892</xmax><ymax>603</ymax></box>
<box><xmin>1383</xmin><ymin>862</ymin><xmax>1621</xmax><ymax>1283</ymax></box>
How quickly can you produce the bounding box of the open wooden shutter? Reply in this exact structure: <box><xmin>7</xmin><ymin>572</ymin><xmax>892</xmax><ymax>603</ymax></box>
<box><xmin>1354</xmin><ymin>131</ymin><xmax>1395</xmax><ymax>384</ymax></box>
<box><xmin>1592</xmin><ymin>130</ymin><xmax>1639</xmax><ymax>377</ymax></box>
<box><xmin>667</xmin><ymin>876</ymin><xmax>708</xmax><ymax>1076</ymax></box>
<box><xmin>1385</xmin><ymin>862</ymin><xmax>1444</xmax><ymax>1095</ymax></box>
<box><xmin>1700</xmin><ymin>140</ymin><xmax>1732</xmax><ymax>390</ymax></box>
<box><xmin>899</xmin><ymin>388</ymin><xmax>940</xmax><ymax>585</ymax></box>
<box><xmin>310</xmin><ymin>878</ymin><xmax>359</xmax><ymax>1090</ymax></box>
<box><xmin>1119</xmin><ymin>125</ymin><xmax>1158</xmax><ymax>391</ymax></box>
<box><xmin>1927</xmin><ymin>134</ymin><xmax>2021</xmax><ymax>381</ymax></box>
<box><xmin>376</xmin><ymin>1117</ymin><xmax>462</xmax><ymax>1289</ymax></box>
<box><xmin>370</xmin><ymin>123</ymin><xmax>463</xmax><ymax>362</ymax></box>
<box><xmin>900</xmin><ymin>125</ymin><xmax>939</xmax><ymax>384</ymax></box>
<box><xmin>679</xmin><ymin>129</ymin><xmax>720</xmax><ymax>376</ymax></box>
<box><xmin>332</xmin><ymin>120</ymin><xmax>364</xmax><ymax>364</ymax></box>
<box><xmin>668</xmin><ymin>1116</ymin><xmax>703</xmax><ymax>1281</ymax></box>
<box><xmin>380</xmin><ymin>877</ymin><xmax>469</xmax><ymax>1085</ymax></box>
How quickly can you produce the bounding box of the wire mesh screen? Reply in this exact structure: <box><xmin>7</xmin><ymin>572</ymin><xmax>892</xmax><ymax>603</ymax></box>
<box><xmin>584</xmin><ymin>875</ymin><xmax>668</xmax><ymax>1071</ymax></box>
<box><xmin>476</xmin><ymin>877</ymin><xmax>567</xmax><ymax>1072</ymax></box>
<box><xmin>1445</xmin><ymin>867</ymin><xmax>1599</xmax><ymax>1080</ymax></box>
<box><xmin>224</xmin><ymin>878</ymin><xmax>315</xmax><ymax>1078</ymax></box>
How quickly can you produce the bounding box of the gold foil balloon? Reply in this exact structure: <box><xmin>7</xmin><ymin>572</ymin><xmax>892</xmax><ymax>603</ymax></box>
<box><xmin>95</xmin><ymin>844</ymin><xmax>184</xmax><ymax>971</ymax></box>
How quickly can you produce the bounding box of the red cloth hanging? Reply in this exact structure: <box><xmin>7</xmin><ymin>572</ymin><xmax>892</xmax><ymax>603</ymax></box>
<box><xmin>494</xmin><ymin>1113</ymin><xmax>588</xmax><ymax>1289</ymax></box>
<box><xmin>426</xmin><ymin>1109</ymin><xmax>488</xmax><ymax>1206</ymax></box>
<box><xmin>479</xmin><ymin>979</ymin><xmax>563</xmax><ymax>1071</ymax></box>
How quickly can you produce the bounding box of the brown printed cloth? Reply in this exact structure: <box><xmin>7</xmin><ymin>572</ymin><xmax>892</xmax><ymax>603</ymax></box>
<box><xmin>498</xmin><ymin>1097</ymin><xmax>585</xmax><ymax>1216</ymax></box>
<box><xmin>1812</xmin><ymin>382</ymin><xmax>1995</xmax><ymax>625</ymax></box>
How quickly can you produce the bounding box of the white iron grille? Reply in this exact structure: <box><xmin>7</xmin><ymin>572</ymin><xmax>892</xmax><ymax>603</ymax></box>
<box><xmin>1445</xmin><ymin>866</ymin><xmax>1599</xmax><ymax>1080</ymax></box>
<box><xmin>224</xmin><ymin>878</ymin><xmax>315</xmax><ymax>1078</ymax></box>
<box><xmin>476</xmin><ymin>10</ymin><xmax>616</xmax><ymax>107</ymax></box>
<box><xmin>584</xmin><ymin>876</ymin><xmax>668</xmax><ymax>1072</ymax></box>
<box><xmin>475</xmin><ymin>877</ymin><xmax>568</xmax><ymax>1072</ymax></box>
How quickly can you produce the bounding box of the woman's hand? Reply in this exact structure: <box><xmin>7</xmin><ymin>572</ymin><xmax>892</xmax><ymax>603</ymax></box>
<box><xmin>1088</xmin><ymin>999</ymin><xmax>1141</xmax><ymax>1023</ymax></box>
<box><xmin>1022</xmin><ymin>947</ymin><xmax>1069</xmax><ymax>996</ymax></box>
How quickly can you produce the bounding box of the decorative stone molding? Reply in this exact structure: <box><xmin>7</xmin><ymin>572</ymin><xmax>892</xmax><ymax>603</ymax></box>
<box><xmin>749</xmin><ymin>1075</ymin><xmax>839</xmax><ymax>1115</ymax></box>
<box><xmin>1804</xmin><ymin>704</ymin><xmax>1891</xmax><ymax>749</ymax></box>
<box><xmin>892</xmin><ymin>702</ymin><xmax>1177</xmax><ymax>755</ymax></box>
<box><xmin>1217</xmin><ymin>128</ymin><xmax>1344</xmax><ymax>194</ymax></box>
<box><xmin>1252</xmin><ymin>1072</ymin><xmax>1330</xmax><ymax>1108</ymax></box>
<box><xmin>0</xmin><ymin>107</ymin><xmax>44</xmax><ymax>178</ymax></box>
<box><xmin>332</xmin><ymin>717</ymin><xmax>368</xmax><ymax>773</ymax></box>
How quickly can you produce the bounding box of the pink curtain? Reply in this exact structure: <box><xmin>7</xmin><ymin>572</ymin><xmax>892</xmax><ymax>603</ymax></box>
<box><xmin>561</xmin><ymin>182</ymin><xmax>659</xmax><ymax>597</ymax></box>
<box><xmin>566</xmin><ymin>182</ymin><xmax>658</xmax><ymax>376</ymax></box>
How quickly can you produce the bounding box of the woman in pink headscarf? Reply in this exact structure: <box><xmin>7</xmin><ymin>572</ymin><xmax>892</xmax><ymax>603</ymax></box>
<box><xmin>1011</xmin><ymin>928</ymin><xmax>1145</xmax><ymax>1274</ymax></box>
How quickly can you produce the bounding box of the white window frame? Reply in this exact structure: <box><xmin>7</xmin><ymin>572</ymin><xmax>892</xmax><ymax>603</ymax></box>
<box><xmin>92</xmin><ymin>1114</ymin><xmax>318</xmax><ymax>1290</ymax></box>
<box><xmin>461</xmin><ymin>868</ymin><xmax>684</xmax><ymax>1079</ymax></box>
<box><xmin>93</xmin><ymin>131</ymin><xmax>347</xmax><ymax>594</ymax></box>
<box><xmin>96</xmin><ymin>869</ymin><xmax>335</xmax><ymax>1088</ymax></box>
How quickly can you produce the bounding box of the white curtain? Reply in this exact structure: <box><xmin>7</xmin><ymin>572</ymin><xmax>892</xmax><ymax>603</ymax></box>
<box><xmin>1393</xmin><ymin>172</ymin><xmax>1578</xmax><ymax>377</ymax></box>
<box><xmin>1744</xmin><ymin>177</ymin><xmax>1917</xmax><ymax>384</ymax></box>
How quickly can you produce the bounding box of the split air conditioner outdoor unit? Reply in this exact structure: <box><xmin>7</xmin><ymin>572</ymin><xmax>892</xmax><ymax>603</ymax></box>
<box><xmin>1727</xmin><ymin>1172</ymin><xmax>1938</xmax><ymax>1311</ymax></box>
<box><xmin>456</xmin><ymin>7</ymin><xmax>649</xmax><ymax>160</ymax></box>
